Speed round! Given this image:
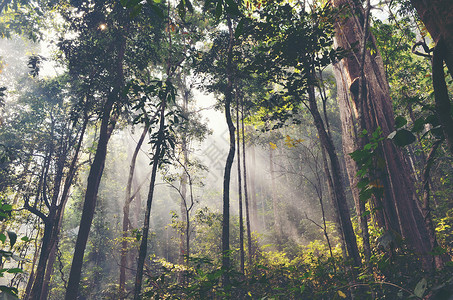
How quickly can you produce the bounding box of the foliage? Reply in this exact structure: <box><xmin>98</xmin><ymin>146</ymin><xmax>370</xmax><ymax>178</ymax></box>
<box><xmin>0</xmin><ymin>198</ymin><xmax>25</xmax><ymax>298</ymax></box>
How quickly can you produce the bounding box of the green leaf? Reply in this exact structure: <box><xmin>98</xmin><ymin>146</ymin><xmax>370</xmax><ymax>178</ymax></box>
<box><xmin>411</xmin><ymin>117</ymin><xmax>426</xmax><ymax>133</ymax></box>
<box><xmin>146</xmin><ymin>0</ymin><xmax>165</xmax><ymax>18</ymax></box>
<box><xmin>125</xmin><ymin>0</ymin><xmax>142</xmax><ymax>8</ymax></box>
<box><xmin>177</xmin><ymin>0</ymin><xmax>186</xmax><ymax>19</ymax></box>
<box><xmin>7</xmin><ymin>231</ymin><xmax>16</xmax><ymax>248</ymax></box>
<box><xmin>414</xmin><ymin>278</ymin><xmax>427</xmax><ymax>298</ymax></box>
<box><xmin>215</xmin><ymin>0</ymin><xmax>223</xmax><ymax>19</ymax></box>
<box><xmin>2</xmin><ymin>204</ymin><xmax>12</xmax><ymax>211</ymax></box>
<box><xmin>389</xmin><ymin>129</ymin><xmax>416</xmax><ymax>146</ymax></box>
<box><xmin>6</xmin><ymin>268</ymin><xmax>23</xmax><ymax>274</ymax></box>
<box><xmin>130</xmin><ymin>4</ymin><xmax>143</xmax><ymax>18</ymax></box>
<box><xmin>394</xmin><ymin>116</ymin><xmax>407</xmax><ymax>129</ymax></box>
<box><xmin>0</xmin><ymin>285</ymin><xmax>18</xmax><ymax>297</ymax></box>
<box><xmin>235</xmin><ymin>18</ymin><xmax>245</xmax><ymax>39</ymax></box>
<box><xmin>225</xmin><ymin>0</ymin><xmax>240</xmax><ymax>15</ymax></box>
<box><xmin>0</xmin><ymin>233</ymin><xmax>6</xmax><ymax>244</ymax></box>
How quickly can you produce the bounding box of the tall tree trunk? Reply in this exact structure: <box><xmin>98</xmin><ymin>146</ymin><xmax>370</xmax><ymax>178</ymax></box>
<box><xmin>40</xmin><ymin>115</ymin><xmax>88</xmax><ymax>300</ymax></box>
<box><xmin>119</xmin><ymin>124</ymin><xmax>148</xmax><ymax>299</ymax></box>
<box><xmin>236</xmin><ymin>93</ymin><xmax>245</xmax><ymax>274</ymax></box>
<box><xmin>65</xmin><ymin>98</ymin><xmax>116</xmax><ymax>300</ymax></box>
<box><xmin>332</xmin><ymin>62</ymin><xmax>372</xmax><ymax>264</ymax></box>
<box><xmin>321</xmin><ymin>147</ymin><xmax>348</xmax><ymax>260</ymax></box>
<box><xmin>65</xmin><ymin>27</ymin><xmax>126</xmax><ymax>299</ymax></box>
<box><xmin>133</xmin><ymin>93</ymin><xmax>167</xmax><ymax>300</ymax></box>
<box><xmin>242</xmin><ymin>106</ymin><xmax>253</xmax><ymax>267</ymax></box>
<box><xmin>221</xmin><ymin>16</ymin><xmax>235</xmax><ymax>286</ymax></box>
<box><xmin>330</xmin><ymin>0</ymin><xmax>432</xmax><ymax>266</ymax></box>
<box><xmin>29</xmin><ymin>129</ymin><xmax>68</xmax><ymax>300</ymax></box>
<box><xmin>180</xmin><ymin>81</ymin><xmax>191</xmax><ymax>264</ymax></box>
<box><xmin>432</xmin><ymin>40</ymin><xmax>453</xmax><ymax>155</ymax></box>
<box><xmin>422</xmin><ymin>140</ymin><xmax>444</xmax><ymax>270</ymax></box>
<box><xmin>410</xmin><ymin>0</ymin><xmax>453</xmax><ymax>73</ymax></box>
<box><xmin>269</xmin><ymin>148</ymin><xmax>282</xmax><ymax>242</ymax></box>
<box><xmin>249</xmin><ymin>142</ymin><xmax>258</xmax><ymax>232</ymax></box>
<box><xmin>307</xmin><ymin>82</ymin><xmax>361</xmax><ymax>267</ymax></box>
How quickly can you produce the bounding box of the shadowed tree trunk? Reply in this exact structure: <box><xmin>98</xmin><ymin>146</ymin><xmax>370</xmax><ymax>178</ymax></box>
<box><xmin>65</xmin><ymin>96</ymin><xmax>118</xmax><ymax>300</ymax></box>
<box><xmin>321</xmin><ymin>147</ymin><xmax>348</xmax><ymax>260</ymax></box>
<box><xmin>236</xmin><ymin>93</ymin><xmax>245</xmax><ymax>274</ymax></box>
<box><xmin>28</xmin><ymin>112</ymin><xmax>88</xmax><ymax>300</ymax></box>
<box><xmin>119</xmin><ymin>124</ymin><xmax>148</xmax><ymax>299</ymax></box>
<box><xmin>65</xmin><ymin>33</ymin><xmax>126</xmax><ymax>299</ymax></box>
<box><xmin>40</xmin><ymin>115</ymin><xmax>88</xmax><ymax>300</ymax></box>
<box><xmin>410</xmin><ymin>0</ymin><xmax>453</xmax><ymax>73</ymax></box>
<box><xmin>133</xmin><ymin>91</ymin><xmax>167</xmax><ymax>300</ymax></box>
<box><xmin>306</xmin><ymin>82</ymin><xmax>361</xmax><ymax>267</ymax></box>
<box><xmin>432</xmin><ymin>40</ymin><xmax>453</xmax><ymax>155</ymax></box>
<box><xmin>409</xmin><ymin>1</ymin><xmax>453</xmax><ymax>155</ymax></box>
<box><xmin>249</xmin><ymin>142</ymin><xmax>258</xmax><ymax>232</ymax></box>
<box><xmin>241</xmin><ymin>104</ymin><xmax>253</xmax><ymax>267</ymax></box>
<box><xmin>221</xmin><ymin>15</ymin><xmax>235</xmax><ymax>286</ymax></box>
<box><xmin>269</xmin><ymin>147</ymin><xmax>282</xmax><ymax>242</ymax></box>
<box><xmin>330</xmin><ymin>0</ymin><xmax>432</xmax><ymax>267</ymax></box>
<box><xmin>422</xmin><ymin>139</ymin><xmax>444</xmax><ymax>270</ymax></box>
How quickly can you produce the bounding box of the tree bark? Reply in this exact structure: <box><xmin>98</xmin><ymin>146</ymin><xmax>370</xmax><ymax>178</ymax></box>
<box><xmin>321</xmin><ymin>147</ymin><xmax>348</xmax><ymax>260</ymax></box>
<box><xmin>221</xmin><ymin>16</ymin><xmax>235</xmax><ymax>286</ymax></box>
<box><xmin>133</xmin><ymin>92</ymin><xmax>167</xmax><ymax>300</ymax></box>
<box><xmin>432</xmin><ymin>39</ymin><xmax>453</xmax><ymax>155</ymax></box>
<box><xmin>249</xmin><ymin>142</ymin><xmax>258</xmax><ymax>232</ymax></box>
<box><xmin>422</xmin><ymin>139</ymin><xmax>444</xmax><ymax>270</ymax></box>
<box><xmin>269</xmin><ymin>147</ymin><xmax>282</xmax><ymax>242</ymax></box>
<box><xmin>236</xmin><ymin>94</ymin><xmax>245</xmax><ymax>274</ymax></box>
<box><xmin>410</xmin><ymin>0</ymin><xmax>453</xmax><ymax>74</ymax></box>
<box><xmin>65</xmin><ymin>97</ymin><xmax>117</xmax><ymax>300</ymax></box>
<box><xmin>330</xmin><ymin>0</ymin><xmax>432</xmax><ymax>266</ymax></box>
<box><xmin>242</xmin><ymin>105</ymin><xmax>253</xmax><ymax>267</ymax></box>
<box><xmin>307</xmin><ymin>83</ymin><xmax>361</xmax><ymax>267</ymax></box>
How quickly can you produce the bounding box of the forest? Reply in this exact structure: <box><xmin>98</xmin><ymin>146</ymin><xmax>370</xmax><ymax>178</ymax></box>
<box><xmin>0</xmin><ymin>0</ymin><xmax>452</xmax><ymax>299</ymax></box>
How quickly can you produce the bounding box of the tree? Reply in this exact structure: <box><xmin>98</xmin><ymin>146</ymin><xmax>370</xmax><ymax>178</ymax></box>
<box><xmin>61</xmin><ymin>1</ymin><xmax>164</xmax><ymax>297</ymax></box>
<box><xmin>330</xmin><ymin>0</ymin><xmax>433</xmax><ymax>266</ymax></box>
<box><xmin>244</xmin><ymin>1</ymin><xmax>361</xmax><ymax>266</ymax></box>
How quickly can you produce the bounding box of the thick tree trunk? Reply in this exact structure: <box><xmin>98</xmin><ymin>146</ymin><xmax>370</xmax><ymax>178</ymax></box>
<box><xmin>330</xmin><ymin>0</ymin><xmax>432</xmax><ymax>266</ymax></box>
<box><xmin>410</xmin><ymin>0</ymin><xmax>453</xmax><ymax>73</ymax></box>
<box><xmin>333</xmin><ymin>62</ymin><xmax>372</xmax><ymax>263</ymax></box>
<box><xmin>65</xmin><ymin>98</ymin><xmax>116</xmax><ymax>300</ymax></box>
<box><xmin>65</xmin><ymin>25</ymin><xmax>126</xmax><ymax>298</ymax></box>
<box><xmin>432</xmin><ymin>40</ymin><xmax>453</xmax><ymax>155</ymax></box>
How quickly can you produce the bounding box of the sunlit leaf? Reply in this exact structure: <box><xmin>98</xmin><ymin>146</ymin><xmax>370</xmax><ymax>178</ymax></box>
<box><xmin>414</xmin><ymin>278</ymin><xmax>427</xmax><ymax>298</ymax></box>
